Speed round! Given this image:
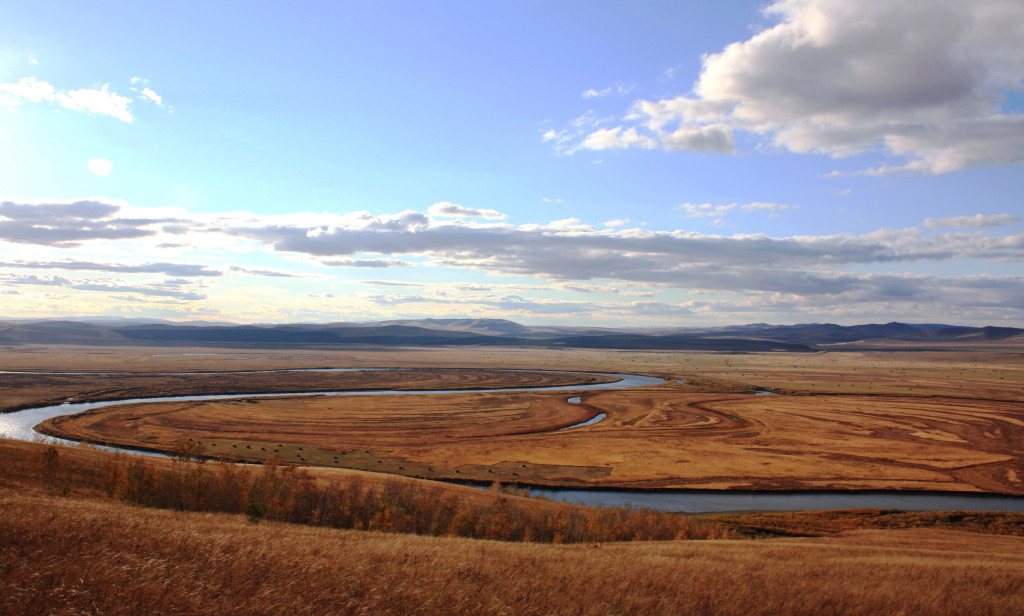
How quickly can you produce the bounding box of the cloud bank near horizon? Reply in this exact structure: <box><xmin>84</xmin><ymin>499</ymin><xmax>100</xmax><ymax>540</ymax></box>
<box><xmin>0</xmin><ymin>197</ymin><xmax>1020</xmax><ymax>325</ymax></box>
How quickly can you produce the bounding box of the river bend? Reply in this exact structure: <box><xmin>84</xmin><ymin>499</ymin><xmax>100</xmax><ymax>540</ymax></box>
<box><xmin>3</xmin><ymin>368</ymin><xmax>1023</xmax><ymax>513</ymax></box>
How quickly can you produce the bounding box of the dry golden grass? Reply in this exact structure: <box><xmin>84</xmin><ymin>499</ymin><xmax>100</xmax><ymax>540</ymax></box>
<box><xmin>2</xmin><ymin>485</ymin><xmax>1023</xmax><ymax>615</ymax></box>
<box><xmin>44</xmin><ymin>385</ymin><xmax>1024</xmax><ymax>493</ymax></box>
<box><xmin>3</xmin><ymin>342</ymin><xmax>1021</xmax><ymax>397</ymax></box>
<box><xmin>6</xmin><ymin>344</ymin><xmax>1024</xmax><ymax>493</ymax></box>
<box><xmin>0</xmin><ymin>366</ymin><xmax>613</xmax><ymax>413</ymax></box>
<box><xmin>674</xmin><ymin>348</ymin><xmax>1024</xmax><ymax>400</ymax></box>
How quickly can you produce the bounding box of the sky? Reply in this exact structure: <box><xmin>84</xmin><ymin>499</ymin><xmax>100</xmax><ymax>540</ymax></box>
<box><xmin>0</xmin><ymin>0</ymin><xmax>1022</xmax><ymax>327</ymax></box>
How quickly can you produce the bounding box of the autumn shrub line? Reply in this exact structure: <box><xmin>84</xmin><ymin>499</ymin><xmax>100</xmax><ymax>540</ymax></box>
<box><xmin>38</xmin><ymin>444</ymin><xmax>734</xmax><ymax>543</ymax></box>
<box><xmin>712</xmin><ymin>507</ymin><xmax>1024</xmax><ymax>537</ymax></box>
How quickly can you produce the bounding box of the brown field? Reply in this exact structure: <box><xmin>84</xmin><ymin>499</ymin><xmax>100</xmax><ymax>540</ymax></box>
<box><xmin>2</xmin><ymin>438</ymin><xmax>1024</xmax><ymax>615</ymax></box>
<box><xmin>4</xmin><ymin>343</ymin><xmax>1021</xmax><ymax>494</ymax></box>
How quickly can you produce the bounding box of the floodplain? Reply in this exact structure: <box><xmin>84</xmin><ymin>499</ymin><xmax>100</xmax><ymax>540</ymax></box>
<box><xmin>11</xmin><ymin>343</ymin><xmax>1022</xmax><ymax>495</ymax></box>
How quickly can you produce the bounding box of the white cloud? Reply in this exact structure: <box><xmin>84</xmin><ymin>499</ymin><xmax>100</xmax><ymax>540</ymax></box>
<box><xmin>582</xmin><ymin>82</ymin><xmax>635</xmax><ymax>99</ymax></box>
<box><xmin>924</xmin><ymin>213</ymin><xmax>1020</xmax><ymax>228</ymax></box>
<box><xmin>61</xmin><ymin>85</ymin><xmax>133</xmax><ymax>122</ymax></box>
<box><xmin>559</xmin><ymin>0</ymin><xmax>1024</xmax><ymax>175</ymax></box>
<box><xmin>139</xmin><ymin>87</ymin><xmax>162</xmax><ymax>105</ymax></box>
<box><xmin>580</xmin><ymin>127</ymin><xmax>657</xmax><ymax>151</ymax></box>
<box><xmin>0</xmin><ymin>76</ymin><xmax>56</xmax><ymax>106</ymax></box>
<box><xmin>87</xmin><ymin>158</ymin><xmax>113</xmax><ymax>177</ymax></box>
<box><xmin>129</xmin><ymin>77</ymin><xmax>164</xmax><ymax>107</ymax></box>
<box><xmin>678</xmin><ymin>202</ymin><xmax>798</xmax><ymax>224</ymax></box>
<box><xmin>427</xmin><ymin>201</ymin><xmax>505</xmax><ymax>220</ymax></box>
<box><xmin>0</xmin><ymin>77</ymin><xmax>135</xmax><ymax>122</ymax></box>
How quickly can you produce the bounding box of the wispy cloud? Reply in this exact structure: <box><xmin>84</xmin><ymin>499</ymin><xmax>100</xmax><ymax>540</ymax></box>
<box><xmin>0</xmin><ymin>259</ymin><xmax>221</xmax><ymax>277</ymax></box>
<box><xmin>320</xmin><ymin>258</ymin><xmax>412</xmax><ymax>268</ymax></box>
<box><xmin>0</xmin><ymin>199</ymin><xmax>170</xmax><ymax>246</ymax></box>
<box><xmin>678</xmin><ymin>202</ymin><xmax>798</xmax><ymax>225</ymax></box>
<box><xmin>0</xmin><ymin>77</ymin><xmax>134</xmax><ymax>122</ymax></box>
<box><xmin>582</xmin><ymin>82</ymin><xmax>635</xmax><ymax>99</ymax></box>
<box><xmin>0</xmin><ymin>273</ymin><xmax>206</xmax><ymax>300</ymax></box>
<box><xmin>923</xmin><ymin>214</ymin><xmax>1019</xmax><ymax>228</ymax></box>
<box><xmin>1</xmin><ymin>198</ymin><xmax>1021</xmax><ymax>322</ymax></box>
<box><xmin>228</xmin><ymin>266</ymin><xmax>305</xmax><ymax>278</ymax></box>
<box><xmin>1</xmin><ymin>75</ymin><xmax>166</xmax><ymax>122</ymax></box>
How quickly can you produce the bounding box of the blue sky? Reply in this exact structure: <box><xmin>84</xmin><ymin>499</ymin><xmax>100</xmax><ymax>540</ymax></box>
<box><xmin>1</xmin><ymin>0</ymin><xmax>1022</xmax><ymax>326</ymax></box>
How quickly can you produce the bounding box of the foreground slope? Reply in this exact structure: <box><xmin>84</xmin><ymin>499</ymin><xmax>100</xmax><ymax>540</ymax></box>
<box><xmin>3</xmin><ymin>487</ymin><xmax>1023</xmax><ymax>616</ymax></box>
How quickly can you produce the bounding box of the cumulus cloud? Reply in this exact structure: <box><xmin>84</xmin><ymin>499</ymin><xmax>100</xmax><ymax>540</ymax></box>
<box><xmin>560</xmin><ymin>0</ymin><xmax>1024</xmax><ymax>174</ymax></box>
<box><xmin>923</xmin><ymin>213</ymin><xmax>1020</xmax><ymax>228</ymax></box>
<box><xmin>427</xmin><ymin>201</ymin><xmax>505</xmax><ymax>220</ymax></box>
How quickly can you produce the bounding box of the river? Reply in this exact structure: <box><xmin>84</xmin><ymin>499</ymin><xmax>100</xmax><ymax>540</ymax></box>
<box><xmin>3</xmin><ymin>368</ymin><xmax>1022</xmax><ymax>513</ymax></box>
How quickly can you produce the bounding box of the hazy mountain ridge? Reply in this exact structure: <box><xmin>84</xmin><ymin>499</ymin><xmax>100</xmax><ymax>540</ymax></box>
<box><xmin>0</xmin><ymin>317</ymin><xmax>1019</xmax><ymax>350</ymax></box>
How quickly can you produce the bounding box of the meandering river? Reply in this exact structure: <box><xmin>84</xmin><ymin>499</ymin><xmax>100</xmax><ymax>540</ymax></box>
<box><xmin>3</xmin><ymin>368</ymin><xmax>1022</xmax><ymax>513</ymax></box>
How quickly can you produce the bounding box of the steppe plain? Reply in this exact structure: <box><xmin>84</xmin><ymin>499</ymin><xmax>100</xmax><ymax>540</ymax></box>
<box><xmin>14</xmin><ymin>342</ymin><xmax>1024</xmax><ymax>495</ymax></box>
<box><xmin>3</xmin><ymin>341</ymin><xmax>1024</xmax><ymax>615</ymax></box>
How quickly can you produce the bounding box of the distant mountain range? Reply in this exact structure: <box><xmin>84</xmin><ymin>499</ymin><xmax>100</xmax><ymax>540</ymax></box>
<box><xmin>1</xmin><ymin>317</ymin><xmax>1020</xmax><ymax>351</ymax></box>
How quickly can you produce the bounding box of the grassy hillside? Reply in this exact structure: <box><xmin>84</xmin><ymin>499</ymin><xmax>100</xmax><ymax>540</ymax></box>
<box><xmin>3</xmin><ymin>439</ymin><xmax>1024</xmax><ymax>614</ymax></box>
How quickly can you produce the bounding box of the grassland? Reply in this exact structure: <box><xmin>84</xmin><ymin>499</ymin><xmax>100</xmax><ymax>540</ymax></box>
<box><xmin>3</xmin><ymin>342</ymin><xmax>1024</xmax><ymax>614</ymax></box>
<box><xmin>2</xmin><ymin>437</ymin><xmax>1024</xmax><ymax>615</ymax></box>
<box><xmin>23</xmin><ymin>342</ymin><xmax>1023</xmax><ymax>494</ymax></box>
<box><xmin>0</xmin><ymin>366</ymin><xmax>614</xmax><ymax>413</ymax></box>
<box><xmin>6</xmin><ymin>493</ymin><xmax>1024</xmax><ymax>616</ymax></box>
<box><xmin>39</xmin><ymin>388</ymin><xmax>1024</xmax><ymax>493</ymax></box>
<box><xmin>3</xmin><ymin>341</ymin><xmax>1021</xmax><ymax>397</ymax></box>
